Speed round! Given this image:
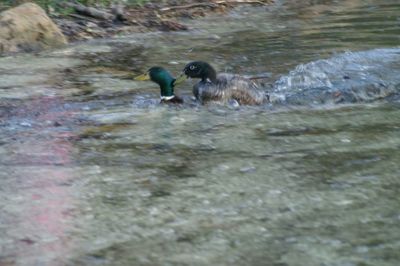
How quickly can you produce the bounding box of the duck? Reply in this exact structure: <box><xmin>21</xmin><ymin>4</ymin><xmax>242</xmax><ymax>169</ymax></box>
<box><xmin>135</xmin><ymin>66</ymin><xmax>185</xmax><ymax>104</ymax></box>
<box><xmin>180</xmin><ymin>61</ymin><xmax>269</xmax><ymax>105</ymax></box>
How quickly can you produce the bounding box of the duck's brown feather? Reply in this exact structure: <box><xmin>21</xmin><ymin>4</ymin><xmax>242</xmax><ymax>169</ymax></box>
<box><xmin>193</xmin><ymin>73</ymin><xmax>267</xmax><ymax>105</ymax></box>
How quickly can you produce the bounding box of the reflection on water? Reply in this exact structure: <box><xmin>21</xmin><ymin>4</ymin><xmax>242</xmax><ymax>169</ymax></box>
<box><xmin>0</xmin><ymin>97</ymin><xmax>77</xmax><ymax>265</ymax></box>
<box><xmin>1</xmin><ymin>0</ymin><xmax>400</xmax><ymax>265</ymax></box>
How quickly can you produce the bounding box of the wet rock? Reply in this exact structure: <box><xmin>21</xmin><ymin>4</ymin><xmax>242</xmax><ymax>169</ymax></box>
<box><xmin>53</xmin><ymin>121</ymin><xmax>62</xmax><ymax>127</ymax></box>
<box><xmin>144</xmin><ymin>18</ymin><xmax>188</xmax><ymax>31</ymax></box>
<box><xmin>0</xmin><ymin>3</ymin><xmax>67</xmax><ymax>54</ymax></box>
<box><xmin>160</xmin><ymin>20</ymin><xmax>188</xmax><ymax>31</ymax></box>
<box><xmin>19</xmin><ymin>237</ymin><xmax>35</xmax><ymax>245</ymax></box>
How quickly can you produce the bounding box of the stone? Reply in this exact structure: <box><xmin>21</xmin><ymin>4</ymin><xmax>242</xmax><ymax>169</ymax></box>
<box><xmin>0</xmin><ymin>3</ymin><xmax>67</xmax><ymax>53</ymax></box>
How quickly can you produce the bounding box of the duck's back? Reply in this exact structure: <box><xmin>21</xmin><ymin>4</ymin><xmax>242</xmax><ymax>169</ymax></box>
<box><xmin>193</xmin><ymin>73</ymin><xmax>266</xmax><ymax>105</ymax></box>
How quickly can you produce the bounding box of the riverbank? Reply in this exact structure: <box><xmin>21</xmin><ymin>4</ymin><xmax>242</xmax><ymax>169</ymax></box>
<box><xmin>49</xmin><ymin>0</ymin><xmax>273</xmax><ymax>41</ymax></box>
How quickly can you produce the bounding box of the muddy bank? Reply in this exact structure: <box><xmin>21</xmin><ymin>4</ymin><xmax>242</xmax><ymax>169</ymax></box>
<box><xmin>52</xmin><ymin>0</ymin><xmax>273</xmax><ymax>41</ymax></box>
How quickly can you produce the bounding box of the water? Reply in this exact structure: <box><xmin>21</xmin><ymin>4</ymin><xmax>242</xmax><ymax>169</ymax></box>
<box><xmin>1</xmin><ymin>1</ymin><xmax>400</xmax><ymax>265</ymax></box>
<box><xmin>272</xmin><ymin>48</ymin><xmax>400</xmax><ymax>104</ymax></box>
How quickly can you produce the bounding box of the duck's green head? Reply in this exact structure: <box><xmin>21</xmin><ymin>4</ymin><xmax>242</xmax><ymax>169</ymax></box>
<box><xmin>135</xmin><ymin>67</ymin><xmax>180</xmax><ymax>98</ymax></box>
<box><xmin>181</xmin><ymin>61</ymin><xmax>217</xmax><ymax>83</ymax></box>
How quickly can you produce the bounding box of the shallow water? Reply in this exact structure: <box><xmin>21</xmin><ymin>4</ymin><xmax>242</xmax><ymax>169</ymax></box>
<box><xmin>1</xmin><ymin>1</ymin><xmax>400</xmax><ymax>265</ymax></box>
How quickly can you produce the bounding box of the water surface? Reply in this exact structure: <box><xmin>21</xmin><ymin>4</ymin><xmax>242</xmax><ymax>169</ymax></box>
<box><xmin>1</xmin><ymin>1</ymin><xmax>400</xmax><ymax>265</ymax></box>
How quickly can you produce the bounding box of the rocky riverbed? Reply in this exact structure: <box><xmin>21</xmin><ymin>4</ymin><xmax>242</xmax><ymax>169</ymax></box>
<box><xmin>0</xmin><ymin>0</ymin><xmax>273</xmax><ymax>52</ymax></box>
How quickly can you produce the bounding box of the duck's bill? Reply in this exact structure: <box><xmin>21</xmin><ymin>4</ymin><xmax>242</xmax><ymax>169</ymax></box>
<box><xmin>134</xmin><ymin>73</ymin><xmax>150</xmax><ymax>81</ymax></box>
<box><xmin>173</xmin><ymin>73</ymin><xmax>187</xmax><ymax>85</ymax></box>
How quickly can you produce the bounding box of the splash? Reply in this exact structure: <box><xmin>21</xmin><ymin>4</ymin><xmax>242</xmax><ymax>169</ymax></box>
<box><xmin>271</xmin><ymin>48</ymin><xmax>400</xmax><ymax>105</ymax></box>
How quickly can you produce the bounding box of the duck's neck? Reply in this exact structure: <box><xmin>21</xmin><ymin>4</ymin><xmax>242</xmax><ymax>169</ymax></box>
<box><xmin>159</xmin><ymin>79</ymin><xmax>175</xmax><ymax>98</ymax></box>
<box><xmin>202</xmin><ymin>64</ymin><xmax>217</xmax><ymax>83</ymax></box>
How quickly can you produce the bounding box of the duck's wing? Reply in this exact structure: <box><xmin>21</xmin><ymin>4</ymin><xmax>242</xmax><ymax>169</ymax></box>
<box><xmin>219</xmin><ymin>73</ymin><xmax>267</xmax><ymax>105</ymax></box>
<box><xmin>193</xmin><ymin>74</ymin><xmax>268</xmax><ymax>105</ymax></box>
<box><xmin>243</xmin><ymin>72</ymin><xmax>272</xmax><ymax>80</ymax></box>
<box><xmin>193</xmin><ymin>79</ymin><xmax>230</xmax><ymax>103</ymax></box>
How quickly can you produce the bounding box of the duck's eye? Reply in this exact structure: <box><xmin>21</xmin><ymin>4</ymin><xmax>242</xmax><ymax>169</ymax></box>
<box><xmin>189</xmin><ymin>65</ymin><xmax>196</xmax><ymax>70</ymax></box>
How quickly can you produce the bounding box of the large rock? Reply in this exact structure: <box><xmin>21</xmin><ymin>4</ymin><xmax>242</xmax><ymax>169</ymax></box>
<box><xmin>0</xmin><ymin>3</ymin><xmax>67</xmax><ymax>53</ymax></box>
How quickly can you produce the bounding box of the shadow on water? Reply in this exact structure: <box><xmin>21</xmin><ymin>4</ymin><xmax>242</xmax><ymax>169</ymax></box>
<box><xmin>1</xmin><ymin>0</ymin><xmax>400</xmax><ymax>265</ymax></box>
